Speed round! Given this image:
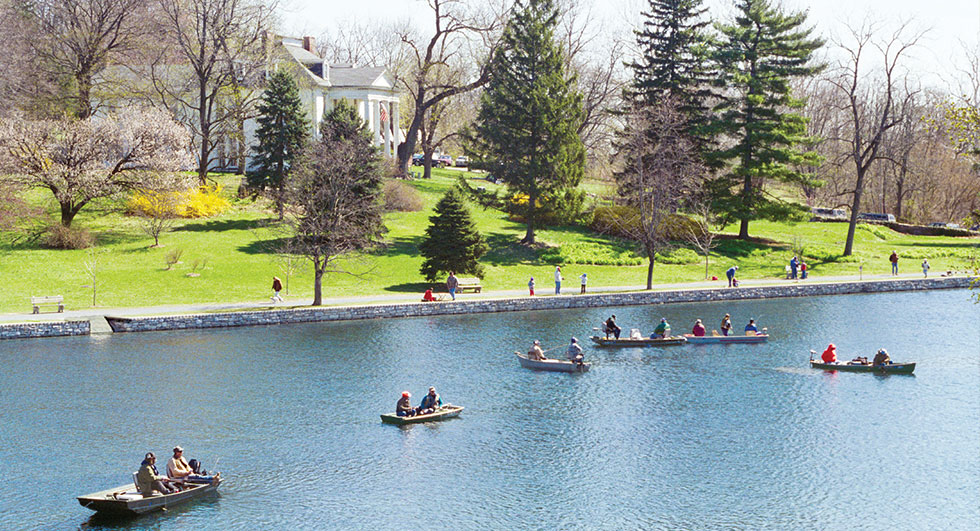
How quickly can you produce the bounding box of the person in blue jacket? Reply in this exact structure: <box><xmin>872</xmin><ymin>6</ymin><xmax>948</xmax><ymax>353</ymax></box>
<box><xmin>726</xmin><ymin>265</ymin><xmax>738</xmax><ymax>287</ymax></box>
<box><xmin>418</xmin><ymin>387</ymin><xmax>442</xmax><ymax>415</ymax></box>
<box><xmin>744</xmin><ymin>319</ymin><xmax>759</xmax><ymax>334</ymax></box>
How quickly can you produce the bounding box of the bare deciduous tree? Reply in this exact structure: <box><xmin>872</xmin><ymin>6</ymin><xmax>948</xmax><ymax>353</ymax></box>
<box><xmin>684</xmin><ymin>194</ymin><xmax>719</xmax><ymax>280</ymax></box>
<box><xmin>615</xmin><ymin>99</ymin><xmax>703</xmax><ymax>289</ymax></box>
<box><xmin>0</xmin><ymin>107</ymin><xmax>192</xmax><ymax>227</ymax></box>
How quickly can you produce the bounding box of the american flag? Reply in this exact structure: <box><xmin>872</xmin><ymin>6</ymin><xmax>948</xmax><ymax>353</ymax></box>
<box><xmin>379</xmin><ymin>103</ymin><xmax>388</xmax><ymax>127</ymax></box>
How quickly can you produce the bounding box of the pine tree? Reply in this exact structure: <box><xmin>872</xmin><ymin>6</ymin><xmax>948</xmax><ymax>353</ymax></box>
<box><xmin>708</xmin><ymin>0</ymin><xmax>824</xmax><ymax>239</ymax></box>
<box><xmin>470</xmin><ymin>0</ymin><xmax>585</xmax><ymax>244</ymax></box>
<box><xmin>419</xmin><ymin>187</ymin><xmax>488</xmax><ymax>281</ymax></box>
<box><xmin>249</xmin><ymin>70</ymin><xmax>308</xmax><ymax>220</ymax></box>
<box><xmin>628</xmin><ymin>0</ymin><xmax>715</xmax><ymax>137</ymax></box>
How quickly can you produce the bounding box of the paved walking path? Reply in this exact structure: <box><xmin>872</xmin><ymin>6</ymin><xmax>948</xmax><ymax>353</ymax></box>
<box><xmin>3</xmin><ymin>271</ymin><xmax>968</xmax><ymax>334</ymax></box>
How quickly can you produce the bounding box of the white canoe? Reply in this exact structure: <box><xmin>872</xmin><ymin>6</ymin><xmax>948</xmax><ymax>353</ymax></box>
<box><xmin>683</xmin><ymin>333</ymin><xmax>769</xmax><ymax>344</ymax></box>
<box><xmin>515</xmin><ymin>351</ymin><xmax>591</xmax><ymax>372</ymax></box>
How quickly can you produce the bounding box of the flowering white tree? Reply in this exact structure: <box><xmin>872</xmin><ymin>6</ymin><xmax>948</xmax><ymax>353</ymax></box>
<box><xmin>0</xmin><ymin>107</ymin><xmax>191</xmax><ymax>227</ymax></box>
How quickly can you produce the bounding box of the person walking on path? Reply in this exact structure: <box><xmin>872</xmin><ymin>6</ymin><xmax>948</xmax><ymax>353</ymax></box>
<box><xmin>580</xmin><ymin>273</ymin><xmax>587</xmax><ymax>294</ymax></box>
<box><xmin>789</xmin><ymin>256</ymin><xmax>798</xmax><ymax>280</ymax></box>
<box><xmin>271</xmin><ymin>277</ymin><xmax>283</xmax><ymax>303</ymax></box>
<box><xmin>554</xmin><ymin>266</ymin><xmax>563</xmax><ymax>295</ymax></box>
<box><xmin>889</xmin><ymin>251</ymin><xmax>899</xmax><ymax>275</ymax></box>
<box><xmin>922</xmin><ymin>259</ymin><xmax>930</xmax><ymax>278</ymax></box>
<box><xmin>528</xmin><ymin>277</ymin><xmax>535</xmax><ymax>296</ymax></box>
<box><xmin>726</xmin><ymin>265</ymin><xmax>738</xmax><ymax>287</ymax></box>
<box><xmin>447</xmin><ymin>272</ymin><xmax>458</xmax><ymax>301</ymax></box>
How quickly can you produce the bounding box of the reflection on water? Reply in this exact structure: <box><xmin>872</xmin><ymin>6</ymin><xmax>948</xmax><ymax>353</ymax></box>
<box><xmin>0</xmin><ymin>290</ymin><xmax>977</xmax><ymax>530</ymax></box>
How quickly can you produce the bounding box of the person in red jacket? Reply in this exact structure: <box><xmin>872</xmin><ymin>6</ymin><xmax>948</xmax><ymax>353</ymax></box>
<box><xmin>821</xmin><ymin>344</ymin><xmax>838</xmax><ymax>363</ymax></box>
<box><xmin>691</xmin><ymin>319</ymin><xmax>706</xmax><ymax>337</ymax></box>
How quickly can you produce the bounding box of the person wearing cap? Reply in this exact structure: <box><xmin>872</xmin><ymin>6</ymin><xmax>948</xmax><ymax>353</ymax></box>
<box><xmin>652</xmin><ymin>318</ymin><xmax>671</xmax><ymax>339</ymax></box>
<box><xmin>604</xmin><ymin>315</ymin><xmax>621</xmax><ymax>339</ymax></box>
<box><xmin>528</xmin><ymin>340</ymin><xmax>545</xmax><ymax>360</ymax></box>
<box><xmin>726</xmin><ymin>265</ymin><xmax>738</xmax><ymax>287</ymax></box>
<box><xmin>691</xmin><ymin>319</ymin><xmax>706</xmax><ymax>337</ymax></box>
<box><xmin>396</xmin><ymin>391</ymin><xmax>417</xmax><ymax>417</ymax></box>
<box><xmin>720</xmin><ymin>314</ymin><xmax>732</xmax><ymax>336</ymax></box>
<box><xmin>418</xmin><ymin>387</ymin><xmax>442</xmax><ymax>415</ymax></box>
<box><xmin>872</xmin><ymin>348</ymin><xmax>891</xmax><ymax>366</ymax></box>
<box><xmin>744</xmin><ymin>319</ymin><xmax>759</xmax><ymax>334</ymax></box>
<box><xmin>137</xmin><ymin>452</ymin><xmax>177</xmax><ymax>495</ymax></box>
<box><xmin>821</xmin><ymin>344</ymin><xmax>838</xmax><ymax>363</ymax></box>
<box><xmin>566</xmin><ymin>337</ymin><xmax>584</xmax><ymax>364</ymax></box>
<box><xmin>167</xmin><ymin>446</ymin><xmax>193</xmax><ymax>480</ymax></box>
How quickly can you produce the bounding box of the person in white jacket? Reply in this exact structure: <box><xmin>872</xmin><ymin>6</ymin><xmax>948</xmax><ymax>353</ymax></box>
<box><xmin>554</xmin><ymin>266</ymin><xmax>562</xmax><ymax>295</ymax></box>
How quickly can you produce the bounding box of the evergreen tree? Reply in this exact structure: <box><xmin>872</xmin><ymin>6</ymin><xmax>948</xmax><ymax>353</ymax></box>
<box><xmin>419</xmin><ymin>187</ymin><xmax>488</xmax><ymax>281</ymax></box>
<box><xmin>249</xmin><ymin>70</ymin><xmax>308</xmax><ymax>220</ymax></box>
<box><xmin>628</xmin><ymin>0</ymin><xmax>715</xmax><ymax>137</ymax></box>
<box><xmin>471</xmin><ymin>0</ymin><xmax>585</xmax><ymax>244</ymax></box>
<box><xmin>707</xmin><ymin>0</ymin><xmax>824</xmax><ymax>239</ymax></box>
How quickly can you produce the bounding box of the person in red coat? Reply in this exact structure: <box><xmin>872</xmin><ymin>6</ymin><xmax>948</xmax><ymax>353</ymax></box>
<box><xmin>692</xmin><ymin>319</ymin><xmax>706</xmax><ymax>337</ymax></box>
<box><xmin>821</xmin><ymin>344</ymin><xmax>838</xmax><ymax>363</ymax></box>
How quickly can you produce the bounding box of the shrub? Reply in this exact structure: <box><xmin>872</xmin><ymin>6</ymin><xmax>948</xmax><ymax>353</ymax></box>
<box><xmin>384</xmin><ymin>179</ymin><xmax>424</xmax><ymax>212</ymax></box>
<box><xmin>45</xmin><ymin>224</ymin><xmax>94</xmax><ymax>249</ymax></box>
<box><xmin>539</xmin><ymin>241</ymin><xmax>643</xmax><ymax>266</ymax></box>
<box><xmin>127</xmin><ymin>184</ymin><xmax>230</xmax><ymax>219</ymax></box>
<box><xmin>506</xmin><ymin>188</ymin><xmax>587</xmax><ymax>226</ymax></box>
<box><xmin>590</xmin><ymin>206</ymin><xmax>703</xmax><ymax>240</ymax></box>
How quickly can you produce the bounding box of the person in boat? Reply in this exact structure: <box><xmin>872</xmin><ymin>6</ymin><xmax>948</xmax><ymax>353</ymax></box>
<box><xmin>396</xmin><ymin>391</ymin><xmax>417</xmax><ymax>417</ymax></box>
<box><xmin>604</xmin><ymin>315</ymin><xmax>621</xmax><ymax>339</ymax></box>
<box><xmin>652</xmin><ymin>318</ymin><xmax>670</xmax><ymax>339</ymax></box>
<box><xmin>821</xmin><ymin>344</ymin><xmax>838</xmax><ymax>364</ymax></box>
<box><xmin>166</xmin><ymin>446</ymin><xmax>193</xmax><ymax>481</ymax></box>
<box><xmin>720</xmin><ymin>314</ymin><xmax>733</xmax><ymax>336</ymax></box>
<box><xmin>873</xmin><ymin>348</ymin><xmax>892</xmax><ymax>366</ymax></box>
<box><xmin>418</xmin><ymin>386</ymin><xmax>442</xmax><ymax>415</ymax></box>
<box><xmin>528</xmin><ymin>340</ymin><xmax>546</xmax><ymax>360</ymax></box>
<box><xmin>744</xmin><ymin>319</ymin><xmax>759</xmax><ymax>334</ymax></box>
<box><xmin>422</xmin><ymin>288</ymin><xmax>436</xmax><ymax>302</ymax></box>
<box><xmin>692</xmin><ymin>319</ymin><xmax>706</xmax><ymax>337</ymax></box>
<box><xmin>137</xmin><ymin>452</ymin><xmax>178</xmax><ymax>495</ymax></box>
<box><xmin>566</xmin><ymin>337</ymin><xmax>584</xmax><ymax>364</ymax></box>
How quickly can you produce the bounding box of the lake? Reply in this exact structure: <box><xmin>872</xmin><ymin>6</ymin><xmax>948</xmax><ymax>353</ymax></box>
<box><xmin>0</xmin><ymin>289</ymin><xmax>977</xmax><ymax>530</ymax></box>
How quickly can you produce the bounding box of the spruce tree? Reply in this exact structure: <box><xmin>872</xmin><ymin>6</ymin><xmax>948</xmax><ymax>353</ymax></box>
<box><xmin>249</xmin><ymin>70</ymin><xmax>308</xmax><ymax>220</ymax></box>
<box><xmin>708</xmin><ymin>0</ymin><xmax>824</xmax><ymax>239</ymax></box>
<box><xmin>419</xmin><ymin>187</ymin><xmax>488</xmax><ymax>282</ymax></box>
<box><xmin>471</xmin><ymin>0</ymin><xmax>585</xmax><ymax>244</ymax></box>
<box><xmin>628</xmin><ymin>0</ymin><xmax>715</xmax><ymax>137</ymax></box>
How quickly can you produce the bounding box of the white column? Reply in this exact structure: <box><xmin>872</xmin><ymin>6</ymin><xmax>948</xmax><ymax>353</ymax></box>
<box><xmin>392</xmin><ymin>101</ymin><xmax>401</xmax><ymax>150</ymax></box>
<box><xmin>383</xmin><ymin>101</ymin><xmax>392</xmax><ymax>158</ymax></box>
<box><xmin>372</xmin><ymin>100</ymin><xmax>381</xmax><ymax>147</ymax></box>
<box><xmin>358</xmin><ymin>99</ymin><xmax>366</xmax><ymax>123</ymax></box>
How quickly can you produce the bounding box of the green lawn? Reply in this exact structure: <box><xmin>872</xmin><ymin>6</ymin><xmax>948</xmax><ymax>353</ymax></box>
<box><xmin>1</xmin><ymin>170</ymin><xmax>977</xmax><ymax>313</ymax></box>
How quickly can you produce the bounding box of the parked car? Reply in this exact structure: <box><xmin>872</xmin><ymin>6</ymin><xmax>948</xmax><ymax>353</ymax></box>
<box><xmin>436</xmin><ymin>154</ymin><xmax>454</xmax><ymax>167</ymax></box>
<box><xmin>412</xmin><ymin>154</ymin><xmax>424</xmax><ymax>166</ymax></box>
<box><xmin>811</xmin><ymin>207</ymin><xmax>847</xmax><ymax>219</ymax></box>
<box><xmin>455</xmin><ymin>155</ymin><xmax>469</xmax><ymax>167</ymax></box>
<box><xmin>857</xmin><ymin>212</ymin><xmax>896</xmax><ymax>222</ymax></box>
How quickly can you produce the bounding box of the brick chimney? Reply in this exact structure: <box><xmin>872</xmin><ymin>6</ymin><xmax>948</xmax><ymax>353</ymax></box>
<box><xmin>302</xmin><ymin>36</ymin><xmax>316</xmax><ymax>53</ymax></box>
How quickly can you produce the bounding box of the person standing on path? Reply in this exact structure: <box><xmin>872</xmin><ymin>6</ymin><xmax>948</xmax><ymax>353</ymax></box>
<box><xmin>921</xmin><ymin>259</ymin><xmax>930</xmax><ymax>278</ymax></box>
<box><xmin>889</xmin><ymin>251</ymin><xmax>899</xmax><ymax>275</ymax></box>
<box><xmin>726</xmin><ymin>265</ymin><xmax>738</xmax><ymax>287</ymax></box>
<box><xmin>271</xmin><ymin>277</ymin><xmax>283</xmax><ymax>303</ymax></box>
<box><xmin>447</xmin><ymin>272</ymin><xmax>458</xmax><ymax>300</ymax></box>
<box><xmin>580</xmin><ymin>273</ymin><xmax>587</xmax><ymax>294</ymax></box>
<box><xmin>554</xmin><ymin>266</ymin><xmax>563</xmax><ymax>295</ymax></box>
<box><xmin>528</xmin><ymin>277</ymin><xmax>535</xmax><ymax>296</ymax></box>
<box><xmin>789</xmin><ymin>256</ymin><xmax>798</xmax><ymax>279</ymax></box>
<box><xmin>800</xmin><ymin>261</ymin><xmax>808</xmax><ymax>280</ymax></box>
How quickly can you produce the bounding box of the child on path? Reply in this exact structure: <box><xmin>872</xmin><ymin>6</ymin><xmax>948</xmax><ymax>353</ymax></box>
<box><xmin>580</xmin><ymin>273</ymin><xmax>587</xmax><ymax>294</ymax></box>
<box><xmin>922</xmin><ymin>259</ymin><xmax>930</xmax><ymax>278</ymax></box>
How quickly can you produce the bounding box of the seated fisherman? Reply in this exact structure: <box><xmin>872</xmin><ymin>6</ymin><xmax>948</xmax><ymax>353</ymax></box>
<box><xmin>872</xmin><ymin>348</ymin><xmax>891</xmax><ymax>366</ymax></box>
<box><xmin>166</xmin><ymin>446</ymin><xmax>192</xmax><ymax>481</ymax></box>
<box><xmin>396</xmin><ymin>391</ymin><xmax>417</xmax><ymax>417</ymax></box>
<box><xmin>652</xmin><ymin>318</ymin><xmax>671</xmax><ymax>339</ymax></box>
<box><xmin>720</xmin><ymin>314</ymin><xmax>733</xmax><ymax>336</ymax></box>
<box><xmin>418</xmin><ymin>387</ymin><xmax>442</xmax><ymax>415</ymax></box>
<box><xmin>692</xmin><ymin>319</ymin><xmax>706</xmax><ymax>337</ymax></box>
<box><xmin>137</xmin><ymin>452</ymin><xmax>177</xmax><ymax>495</ymax></box>
<box><xmin>566</xmin><ymin>337</ymin><xmax>584</xmax><ymax>364</ymax></box>
<box><xmin>744</xmin><ymin>319</ymin><xmax>759</xmax><ymax>334</ymax></box>
<box><xmin>821</xmin><ymin>344</ymin><xmax>838</xmax><ymax>363</ymax></box>
<box><xmin>528</xmin><ymin>340</ymin><xmax>546</xmax><ymax>360</ymax></box>
<box><xmin>604</xmin><ymin>315</ymin><xmax>621</xmax><ymax>339</ymax></box>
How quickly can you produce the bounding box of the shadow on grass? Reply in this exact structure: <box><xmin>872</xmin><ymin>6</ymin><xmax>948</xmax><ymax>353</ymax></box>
<box><xmin>237</xmin><ymin>237</ymin><xmax>291</xmax><ymax>255</ymax></box>
<box><xmin>713</xmin><ymin>235</ymin><xmax>781</xmax><ymax>258</ymax></box>
<box><xmin>483</xmin><ymin>233</ymin><xmax>540</xmax><ymax>266</ymax></box>
<box><xmin>383</xmin><ymin>281</ymin><xmax>437</xmax><ymax>294</ymax></box>
<box><xmin>176</xmin><ymin>218</ymin><xmax>270</xmax><ymax>233</ymax></box>
<box><xmin>368</xmin><ymin>235</ymin><xmax>422</xmax><ymax>257</ymax></box>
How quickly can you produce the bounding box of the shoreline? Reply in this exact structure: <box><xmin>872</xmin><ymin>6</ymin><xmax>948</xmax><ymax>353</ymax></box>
<box><xmin>2</xmin><ymin>276</ymin><xmax>970</xmax><ymax>339</ymax></box>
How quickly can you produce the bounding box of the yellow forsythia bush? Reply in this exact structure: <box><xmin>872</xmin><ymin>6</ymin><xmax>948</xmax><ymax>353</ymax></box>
<box><xmin>128</xmin><ymin>184</ymin><xmax>229</xmax><ymax>219</ymax></box>
<box><xmin>179</xmin><ymin>184</ymin><xmax>230</xmax><ymax>218</ymax></box>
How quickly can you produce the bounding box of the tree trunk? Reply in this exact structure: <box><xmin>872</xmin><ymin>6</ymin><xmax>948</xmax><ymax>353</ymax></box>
<box><xmin>312</xmin><ymin>266</ymin><xmax>324</xmax><ymax>306</ymax></box>
<box><xmin>397</xmin><ymin>94</ymin><xmax>426</xmax><ymax>176</ymax></box>
<box><xmin>60</xmin><ymin>202</ymin><xmax>80</xmax><ymax>228</ymax></box>
<box><xmin>75</xmin><ymin>72</ymin><xmax>93</xmax><ymax>120</ymax></box>
<box><xmin>895</xmin><ymin>174</ymin><xmax>905</xmax><ymax>220</ymax></box>
<box><xmin>522</xmin><ymin>190</ymin><xmax>537</xmax><ymax>244</ymax></box>
<box><xmin>843</xmin><ymin>170</ymin><xmax>867</xmax><ymax>256</ymax></box>
<box><xmin>738</xmin><ymin>174</ymin><xmax>752</xmax><ymax>239</ymax></box>
<box><xmin>423</xmin><ymin>147</ymin><xmax>434</xmax><ymax>179</ymax></box>
<box><xmin>704</xmin><ymin>254</ymin><xmax>710</xmax><ymax>280</ymax></box>
<box><xmin>646</xmin><ymin>254</ymin><xmax>655</xmax><ymax>290</ymax></box>
<box><xmin>197</xmin><ymin>82</ymin><xmax>210</xmax><ymax>185</ymax></box>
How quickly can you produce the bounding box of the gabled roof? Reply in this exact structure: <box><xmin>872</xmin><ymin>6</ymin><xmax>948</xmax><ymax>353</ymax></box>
<box><xmin>283</xmin><ymin>43</ymin><xmax>321</xmax><ymax>66</ymax></box>
<box><xmin>328</xmin><ymin>66</ymin><xmax>391</xmax><ymax>88</ymax></box>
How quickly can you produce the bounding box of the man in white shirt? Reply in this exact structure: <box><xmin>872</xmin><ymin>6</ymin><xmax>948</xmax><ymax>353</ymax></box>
<box><xmin>167</xmin><ymin>446</ymin><xmax>192</xmax><ymax>480</ymax></box>
<box><xmin>554</xmin><ymin>266</ymin><xmax>562</xmax><ymax>295</ymax></box>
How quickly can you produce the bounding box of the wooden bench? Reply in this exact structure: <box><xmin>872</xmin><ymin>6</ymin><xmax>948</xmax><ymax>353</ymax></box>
<box><xmin>31</xmin><ymin>295</ymin><xmax>64</xmax><ymax>314</ymax></box>
<box><xmin>456</xmin><ymin>277</ymin><xmax>482</xmax><ymax>293</ymax></box>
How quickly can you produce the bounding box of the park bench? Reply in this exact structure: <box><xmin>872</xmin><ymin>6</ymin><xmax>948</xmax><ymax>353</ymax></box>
<box><xmin>31</xmin><ymin>295</ymin><xmax>64</xmax><ymax>314</ymax></box>
<box><xmin>456</xmin><ymin>277</ymin><xmax>482</xmax><ymax>293</ymax></box>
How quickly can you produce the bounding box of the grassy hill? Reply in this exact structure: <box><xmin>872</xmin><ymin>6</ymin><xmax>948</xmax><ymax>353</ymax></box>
<box><xmin>0</xmin><ymin>168</ymin><xmax>976</xmax><ymax>313</ymax></box>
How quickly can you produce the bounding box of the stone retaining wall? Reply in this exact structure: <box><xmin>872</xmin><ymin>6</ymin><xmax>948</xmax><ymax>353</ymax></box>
<box><xmin>105</xmin><ymin>277</ymin><xmax>974</xmax><ymax>334</ymax></box>
<box><xmin>0</xmin><ymin>320</ymin><xmax>90</xmax><ymax>340</ymax></box>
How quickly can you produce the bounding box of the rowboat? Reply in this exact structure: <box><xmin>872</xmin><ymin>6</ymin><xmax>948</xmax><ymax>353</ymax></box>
<box><xmin>809</xmin><ymin>360</ymin><xmax>916</xmax><ymax>374</ymax></box>
<box><xmin>380</xmin><ymin>404</ymin><xmax>464</xmax><ymax>425</ymax></box>
<box><xmin>77</xmin><ymin>475</ymin><xmax>221</xmax><ymax>516</ymax></box>
<box><xmin>515</xmin><ymin>351</ymin><xmax>591</xmax><ymax>372</ymax></box>
<box><xmin>589</xmin><ymin>335</ymin><xmax>687</xmax><ymax>347</ymax></box>
<box><xmin>683</xmin><ymin>333</ymin><xmax>769</xmax><ymax>344</ymax></box>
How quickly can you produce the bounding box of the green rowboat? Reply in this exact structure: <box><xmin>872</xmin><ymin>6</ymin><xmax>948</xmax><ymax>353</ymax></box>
<box><xmin>381</xmin><ymin>405</ymin><xmax>464</xmax><ymax>425</ymax></box>
<box><xmin>809</xmin><ymin>360</ymin><xmax>915</xmax><ymax>374</ymax></box>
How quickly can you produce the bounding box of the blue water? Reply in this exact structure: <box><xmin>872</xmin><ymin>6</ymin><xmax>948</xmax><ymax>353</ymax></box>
<box><xmin>0</xmin><ymin>290</ymin><xmax>977</xmax><ymax>530</ymax></box>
